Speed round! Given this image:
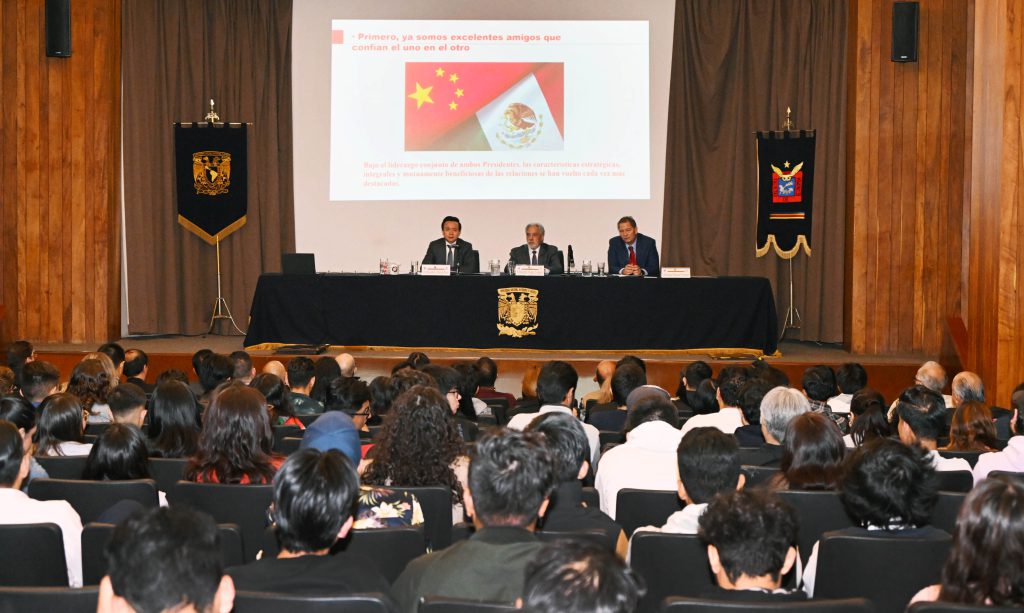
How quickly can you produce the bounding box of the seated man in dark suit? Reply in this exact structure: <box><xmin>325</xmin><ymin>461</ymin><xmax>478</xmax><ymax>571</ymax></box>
<box><xmin>422</xmin><ymin>215</ymin><xmax>478</xmax><ymax>273</ymax></box>
<box><xmin>697</xmin><ymin>489</ymin><xmax>805</xmax><ymax>602</ymax></box>
<box><xmin>123</xmin><ymin>349</ymin><xmax>155</xmax><ymax>394</ymax></box>
<box><xmin>607</xmin><ymin>216</ymin><xmax>660</xmax><ymax>277</ymax></box>
<box><xmin>508</xmin><ymin>223</ymin><xmax>563</xmax><ymax>275</ymax></box>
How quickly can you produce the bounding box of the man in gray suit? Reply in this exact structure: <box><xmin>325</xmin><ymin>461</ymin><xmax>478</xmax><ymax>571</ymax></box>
<box><xmin>508</xmin><ymin>223</ymin><xmax>563</xmax><ymax>275</ymax></box>
<box><xmin>422</xmin><ymin>216</ymin><xmax>478</xmax><ymax>273</ymax></box>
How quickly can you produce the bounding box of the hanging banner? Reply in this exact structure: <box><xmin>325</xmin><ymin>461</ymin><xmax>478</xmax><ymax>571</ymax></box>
<box><xmin>755</xmin><ymin>130</ymin><xmax>815</xmax><ymax>258</ymax></box>
<box><xmin>174</xmin><ymin>123</ymin><xmax>248</xmax><ymax>244</ymax></box>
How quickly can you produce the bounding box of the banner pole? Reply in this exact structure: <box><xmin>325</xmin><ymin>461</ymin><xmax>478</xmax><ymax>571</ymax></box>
<box><xmin>779</xmin><ymin>257</ymin><xmax>803</xmax><ymax>341</ymax></box>
<box><xmin>208</xmin><ymin>235</ymin><xmax>246</xmax><ymax>335</ymax></box>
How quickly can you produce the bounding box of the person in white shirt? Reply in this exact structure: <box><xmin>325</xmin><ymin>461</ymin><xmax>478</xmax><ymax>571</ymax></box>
<box><xmin>507</xmin><ymin>361</ymin><xmax>600</xmax><ymax>466</ymax></box>
<box><xmin>680</xmin><ymin>367</ymin><xmax>748</xmax><ymax>437</ymax></box>
<box><xmin>595</xmin><ymin>387</ymin><xmax>681</xmax><ymax>519</ymax></box>
<box><xmin>895</xmin><ymin>385</ymin><xmax>971</xmax><ymax>472</ymax></box>
<box><xmin>828</xmin><ymin>362</ymin><xmax>867</xmax><ymax>414</ymax></box>
<box><xmin>0</xmin><ymin>420</ymin><xmax>84</xmax><ymax>587</ymax></box>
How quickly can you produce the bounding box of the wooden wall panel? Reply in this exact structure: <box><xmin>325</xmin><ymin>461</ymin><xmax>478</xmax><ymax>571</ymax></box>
<box><xmin>846</xmin><ymin>0</ymin><xmax>971</xmax><ymax>356</ymax></box>
<box><xmin>0</xmin><ymin>0</ymin><xmax>120</xmax><ymax>344</ymax></box>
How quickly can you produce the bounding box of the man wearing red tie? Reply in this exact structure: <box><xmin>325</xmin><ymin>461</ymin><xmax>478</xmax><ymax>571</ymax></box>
<box><xmin>607</xmin><ymin>216</ymin><xmax>660</xmax><ymax>276</ymax></box>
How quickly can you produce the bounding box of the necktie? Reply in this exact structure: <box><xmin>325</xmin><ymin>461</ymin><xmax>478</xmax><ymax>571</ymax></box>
<box><xmin>628</xmin><ymin>245</ymin><xmax>637</xmax><ymax>267</ymax></box>
<box><xmin>531</xmin><ymin>250</ymin><xmax>538</xmax><ymax>266</ymax></box>
<box><xmin>447</xmin><ymin>245</ymin><xmax>454</xmax><ymax>267</ymax></box>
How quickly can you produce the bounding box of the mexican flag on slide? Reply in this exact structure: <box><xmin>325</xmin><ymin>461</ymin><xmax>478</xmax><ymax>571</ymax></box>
<box><xmin>405</xmin><ymin>62</ymin><xmax>564</xmax><ymax>151</ymax></box>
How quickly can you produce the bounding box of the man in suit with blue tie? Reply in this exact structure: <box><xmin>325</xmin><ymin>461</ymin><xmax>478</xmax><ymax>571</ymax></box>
<box><xmin>607</xmin><ymin>216</ymin><xmax>660</xmax><ymax>276</ymax></box>
<box><xmin>422</xmin><ymin>216</ymin><xmax>478</xmax><ymax>273</ymax></box>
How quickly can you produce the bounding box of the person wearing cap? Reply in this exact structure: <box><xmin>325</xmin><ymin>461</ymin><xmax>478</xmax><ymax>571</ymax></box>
<box><xmin>594</xmin><ymin>387</ymin><xmax>682</xmax><ymax>519</ymax></box>
<box><xmin>300</xmin><ymin>411</ymin><xmax>361</xmax><ymax>466</ymax></box>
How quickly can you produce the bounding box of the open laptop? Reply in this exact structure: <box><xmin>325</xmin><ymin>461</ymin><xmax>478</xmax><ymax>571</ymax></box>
<box><xmin>281</xmin><ymin>253</ymin><xmax>316</xmax><ymax>274</ymax></box>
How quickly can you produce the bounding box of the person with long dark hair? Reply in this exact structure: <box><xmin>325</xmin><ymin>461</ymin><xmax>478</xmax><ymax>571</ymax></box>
<box><xmin>0</xmin><ymin>395</ymin><xmax>49</xmax><ymax>484</ymax></box>
<box><xmin>309</xmin><ymin>357</ymin><xmax>342</xmax><ymax>407</ymax></box>
<box><xmin>83</xmin><ymin>424</ymin><xmax>152</xmax><ymax>481</ymax></box>
<box><xmin>67</xmin><ymin>359</ymin><xmax>114</xmax><ymax>423</ymax></box>
<box><xmin>767</xmin><ymin>412</ymin><xmax>845</xmax><ymax>491</ymax></box>
<box><xmin>360</xmin><ymin>385</ymin><xmax>467</xmax><ymax>522</ymax></box>
<box><xmin>36</xmin><ymin>393</ymin><xmax>92</xmax><ymax>457</ymax></box>
<box><xmin>147</xmin><ymin>380</ymin><xmax>200</xmax><ymax>458</ymax></box>
<box><xmin>251</xmin><ymin>372</ymin><xmax>302</xmax><ymax>429</ymax></box>
<box><xmin>844</xmin><ymin>387</ymin><xmax>890</xmax><ymax>447</ymax></box>
<box><xmin>185</xmin><ymin>384</ymin><xmax>284</xmax><ymax>484</ymax></box>
<box><xmin>943</xmin><ymin>401</ymin><xmax>999</xmax><ymax>452</ymax></box>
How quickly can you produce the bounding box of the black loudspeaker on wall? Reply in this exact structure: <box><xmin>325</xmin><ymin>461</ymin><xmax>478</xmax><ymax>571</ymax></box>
<box><xmin>892</xmin><ymin>1</ymin><xmax>919</xmax><ymax>62</ymax></box>
<box><xmin>45</xmin><ymin>0</ymin><xmax>72</xmax><ymax>58</ymax></box>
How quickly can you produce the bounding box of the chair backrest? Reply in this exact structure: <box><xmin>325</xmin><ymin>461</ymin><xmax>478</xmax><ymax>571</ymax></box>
<box><xmin>333</xmin><ymin>525</ymin><xmax>427</xmax><ymax>584</ymax></box>
<box><xmin>776</xmin><ymin>490</ymin><xmax>855</xmax><ymax>565</ymax></box>
<box><xmin>935</xmin><ymin>470</ymin><xmax>974</xmax><ymax>493</ymax></box>
<box><xmin>277</xmin><ymin>437</ymin><xmax>304</xmax><ymax>455</ymax></box>
<box><xmin>581</xmin><ymin>486</ymin><xmax>600</xmax><ymax>509</ymax></box>
<box><xmin>148</xmin><ymin>457</ymin><xmax>188</xmax><ymax>493</ymax></box>
<box><xmin>0</xmin><ymin>524</ymin><xmax>68</xmax><ymax>587</ymax></box>
<box><xmin>84</xmin><ymin>423</ymin><xmax>110</xmax><ymax>436</ymax></box>
<box><xmin>616</xmin><ymin>489</ymin><xmax>685</xmax><ymax>537</ymax></box>
<box><xmin>929</xmin><ymin>491</ymin><xmax>967</xmax><ymax>535</ymax></box>
<box><xmin>27</xmin><ymin>478</ymin><xmax>159</xmax><ymax>523</ymax></box>
<box><xmin>814</xmin><ymin>531</ymin><xmax>952</xmax><ymax>612</ymax></box>
<box><xmin>81</xmin><ymin>521</ymin><xmax>244</xmax><ymax>586</ymax></box>
<box><xmin>33</xmin><ymin>455</ymin><xmax>87</xmax><ymax>480</ymax></box>
<box><xmin>741</xmin><ymin>465</ymin><xmax>780</xmax><ymax>487</ymax></box>
<box><xmin>296</xmin><ymin>414</ymin><xmax>320</xmax><ymax>427</ymax></box>
<box><xmin>662</xmin><ymin>597</ymin><xmax>874</xmax><ymax>612</ymax></box>
<box><xmin>394</xmin><ymin>485</ymin><xmax>454</xmax><ymax>550</ymax></box>
<box><xmin>167</xmin><ymin>481</ymin><xmax>274</xmax><ymax>561</ymax></box>
<box><xmin>232</xmin><ymin>591</ymin><xmax>392</xmax><ymax>613</ymax></box>
<box><xmin>536</xmin><ymin>528</ymin><xmax>611</xmax><ymax>550</ymax></box>
<box><xmin>989</xmin><ymin>470</ymin><xmax>1024</xmax><ymax>481</ymax></box>
<box><xmin>629</xmin><ymin>532</ymin><xmax>714</xmax><ymax>613</ymax></box>
<box><xmin>599</xmin><ymin>430</ymin><xmax>625</xmax><ymax>447</ymax></box>
<box><xmin>482</xmin><ymin>398</ymin><xmax>510</xmax><ymax>426</ymax></box>
<box><xmin>907</xmin><ymin>602</ymin><xmax>1024</xmax><ymax>612</ymax></box>
<box><xmin>0</xmin><ymin>586</ymin><xmax>99</xmax><ymax>613</ymax></box>
<box><xmin>272</xmin><ymin>426</ymin><xmax>303</xmax><ymax>453</ymax></box>
<box><xmin>418</xmin><ymin>595</ymin><xmax>519</xmax><ymax>612</ymax></box>
<box><xmin>937</xmin><ymin>450</ymin><xmax>982</xmax><ymax>468</ymax></box>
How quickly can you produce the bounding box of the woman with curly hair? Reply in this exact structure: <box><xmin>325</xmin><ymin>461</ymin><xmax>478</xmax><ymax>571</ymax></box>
<box><xmin>185</xmin><ymin>383</ymin><xmax>284</xmax><ymax>484</ymax></box>
<box><xmin>360</xmin><ymin>385</ymin><xmax>468</xmax><ymax>523</ymax></box>
<box><xmin>250</xmin><ymin>372</ymin><xmax>303</xmax><ymax>429</ymax></box>
<box><xmin>911</xmin><ymin>474</ymin><xmax>1024</xmax><ymax>607</ymax></box>
<box><xmin>767</xmin><ymin>412</ymin><xmax>846</xmax><ymax>491</ymax></box>
<box><xmin>942</xmin><ymin>401</ymin><xmax>999</xmax><ymax>453</ymax></box>
<box><xmin>67</xmin><ymin>358</ymin><xmax>114</xmax><ymax>423</ymax></box>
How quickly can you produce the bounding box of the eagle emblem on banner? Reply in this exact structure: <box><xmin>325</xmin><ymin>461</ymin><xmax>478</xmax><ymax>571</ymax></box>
<box><xmin>497</xmin><ymin>287</ymin><xmax>539</xmax><ymax>337</ymax></box>
<box><xmin>192</xmin><ymin>150</ymin><xmax>232</xmax><ymax>196</ymax></box>
<box><xmin>770</xmin><ymin>161</ymin><xmax>803</xmax><ymax>203</ymax></box>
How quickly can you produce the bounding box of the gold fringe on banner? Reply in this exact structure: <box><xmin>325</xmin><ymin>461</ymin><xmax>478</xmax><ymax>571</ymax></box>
<box><xmin>755</xmin><ymin>234</ymin><xmax>811</xmax><ymax>259</ymax></box>
<box><xmin>177</xmin><ymin>214</ymin><xmax>247</xmax><ymax>246</ymax></box>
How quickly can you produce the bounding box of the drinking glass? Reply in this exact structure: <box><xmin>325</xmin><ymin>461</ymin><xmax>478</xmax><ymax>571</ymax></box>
<box><xmin>489</xmin><ymin>259</ymin><xmax>501</xmax><ymax>276</ymax></box>
<box><xmin>582</xmin><ymin>260</ymin><xmax>593</xmax><ymax>277</ymax></box>
<box><xmin>598</xmin><ymin>262</ymin><xmax>606</xmax><ymax>276</ymax></box>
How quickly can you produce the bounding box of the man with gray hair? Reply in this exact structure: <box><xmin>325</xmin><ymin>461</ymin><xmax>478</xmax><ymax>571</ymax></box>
<box><xmin>740</xmin><ymin>387</ymin><xmax>809</xmax><ymax>467</ymax></box>
<box><xmin>951</xmin><ymin>371</ymin><xmax>984</xmax><ymax>406</ymax></box>
<box><xmin>916</xmin><ymin>361</ymin><xmax>953</xmax><ymax>407</ymax></box>
<box><xmin>508</xmin><ymin>223</ymin><xmax>563</xmax><ymax>275</ymax></box>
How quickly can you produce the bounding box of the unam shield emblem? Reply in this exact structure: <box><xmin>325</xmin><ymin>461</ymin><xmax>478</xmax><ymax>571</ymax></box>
<box><xmin>497</xmin><ymin>287</ymin><xmax>539</xmax><ymax>337</ymax></box>
<box><xmin>192</xmin><ymin>150</ymin><xmax>232</xmax><ymax>196</ymax></box>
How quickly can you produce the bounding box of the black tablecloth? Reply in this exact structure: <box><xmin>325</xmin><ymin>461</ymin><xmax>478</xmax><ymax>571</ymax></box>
<box><xmin>245</xmin><ymin>274</ymin><xmax>778</xmax><ymax>354</ymax></box>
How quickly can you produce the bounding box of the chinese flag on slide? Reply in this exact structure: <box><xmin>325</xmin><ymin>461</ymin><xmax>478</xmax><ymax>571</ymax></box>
<box><xmin>405</xmin><ymin>62</ymin><xmax>564</xmax><ymax>151</ymax></box>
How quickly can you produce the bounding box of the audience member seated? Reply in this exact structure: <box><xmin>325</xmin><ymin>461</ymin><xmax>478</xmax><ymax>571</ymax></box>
<box><xmin>844</xmin><ymin>387</ymin><xmax>890</xmax><ymax>448</ymax></box>
<box><xmin>189</xmin><ymin>348</ymin><xmax>213</xmax><ymax>396</ymax></box>
<box><xmin>367</xmin><ymin>375</ymin><xmax>396</xmax><ymax>426</ymax></box>
<box><xmin>767</xmin><ymin>412</ymin><xmax>845</xmax><ymax>491</ymax></box>
<box><xmin>521</xmin><ymin>539</ymin><xmax>645</xmax><ymax>613</ymax></box>
<box><xmin>892</xmin><ymin>362</ymin><xmax>953</xmax><ymax>417</ymax></box>
<box><xmin>950</xmin><ymin>370</ymin><xmax>985</xmax><ymax>408</ymax></box>
<box><xmin>595</xmin><ymin>388</ymin><xmax>681</xmax><ymax>519</ymax></box>
<box><xmin>733</xmin><ymin>379</ymin><xmax>773</xmax><ymax>446</ymax></box>
<box><xmin>802</xmin><ymin>438</ymin><xmax>945</xmax><ymax>596</ymax></box>
<box><xmin>251</xmin><ymin>372</ymin><xmax>303</xmax><ymax>429</ymax></box>
<box><xmin>802</xmin><ymin>365</ymin><xmax>848</xmax><ymax>433</ymax></box>
<box><xmin>229</xmin><ymin>350</ymin><xmax>256</xmax><ymax>385</ymax></box>
<box><xmin>942</xmin><ymin>401</ymin><xmax>999</xmax><ymax>452</ymax></box>
<box><xmin>910</xmin><ymin>474</ymin><xmax>1024</xmax><ymax>608</ymax></box>
<box><xmin>301</xmin><ymin>411</ymin><xmax>360</xmax><ymax>465</ymax></box>
<box><xmin>337</xmin><ymin>352</ymin><xmax>358</xmax><ymax>379</ymax></box>
<box><xmin>688</xmin><ymin>379</ymin><xmax>719</xmax><ymax>416</ymax></box>
<box><xmin>0</xmin><ymin>420</ymin><xmax>83</xmax><ymax>587</ymax></box>
<box><xmin>260</xmin><ymin>359</ymin><xmax>289</xmax><ymax>385</ymax></box>
<box><xmin>96</xmin><ymin>342</ymin><xmax>126</xmax><ymax>377</ymax></box>
<box><xmin>634</xmin><ymin>427</ymin><xmax>743</xmax><ymax>535</ymax></box>
<box><xmin>97</xmin><ymin>506</ymin><xmax>235</xmax><ymax>613</ymax></box>
<box><xmin>744</xmin><ymin>386</ymin><xmax>809</xmax><ymax>467</ymax></box>
<box><xmin>361</xmin><ymin>386</ymin><xmax>469</xmax><ymax>523</ymax></box>
<box><xmin>589</xmin><ymin>363</ymin><xmax>646</xmax><ymax>432</ymax></box>
<box><xmin>896</xmin><ymin>385</ymin><xmax>972</xmax><ymax>471</ymax></box>
<box><xmin>973</xmin><ymin>405</ymin><xmax>1023</xmax><ymax>483</ymax></box>
<box><xmin>422</xmin><ymin>364</ymin><xmax>479</xmax><ymax>442</ymax></box>
<box><xmin>508</xmin><ymin>361</ymin><xmax>600</xmax><ymax>465</ymax></box>
<box><xmin>284</xmin><ymin>357</ymin><xmax>322</xmax><ymax>415</ymax></box>
<box><xmin>156</xmin><ymin>368</ymin><xmax>191</xmax><ymax>388</ymax></box>
<box><xmin>68</xmin><ymin>358</ymin><xmax>115</xmax><ymax>423</ymax></box>
<box><xmin>680</xmin><ymin>366</ymin><xmax>748</xmax><ymax>436</ymax></box>
<box><xmin>147</xmin><ymin>380</ymin><xmax>200</xmax><ymax>459</ymax></box>
<box><xmin>580</xmin><ymin>360</ymin><xmax>616</xmax><ymax>410</ymax></box>
<box><xmin>36</xmin><ymin>393</ymin><xmax>93</xmax><ymax>456</ymax></box>
<box><xmin>17</xmin><ymin>359</ymin><xmax>60</xmax><ymax>408</ymax></box>
<box><xmin>697</xmin><ymin>489</ymin><xmax>805</xmax><ymax>602</ymax></box>
<box><xmin>227</xmin><ymin>448</ymin><xmax>391</xmax><ymax>595</ymax></box>
<box><xmin>122</xmin><ymin>349</ymin><xmax>155</xmax><ymax>394</ymax></box>
<box><xmin>390</xmin><ymin>429</ymin><xmax>555</xmax><ymax>612</ymax></box>
<box><xmin>83</xmin><ymin>423</ymin><xmax>167</xmax><ymax>506</ymax></box>
<box><xmin>674</xmin><ymin>361</ymin><xmax>713</xmax><ymax>414</ymax></box>
<box><xmin>0</xmin><ymin>367</ymin><xmax>13</xmax><ymax>395</ymax></box>
<box><xmin>453</xmin><ymin>361</ymin><xmax>488</xmax><ymax>418</ymax></box>
<box><xmin>197</xmin><ymin>353</ymin><xmax>233</xmax><ymax>408</ymax></box>
<box><xmin>108</xmin><ymin>383</ymin><xmax>148</xmax><ymax>427</ymax></box>
<box><xmin>828</xmin><ymin>362</ymin><xmax>867</xmax><ymax>414</ymax></box>
<box><xmin>526</xmin><ymin>412</ymin><xmax>627</xmax><ymax>556</ymax></box>
<box><xmin>184</xmin><ymin>384</ymin><xmax>284</xmax><ymax>484</ymax></box>
<box><xmin>0</xmin><ymin>395</ymin><xmax>48</xmax><ymax>486</ymax></box>
<box><xmin>6</xmin><ymin>340</ymin><xmax>35</xmax><ymax>382</ymax></box>
<box><xmin>515</xmin><ymin>364</ymin><xmax>542</xmax><ymax>414</ymax></box>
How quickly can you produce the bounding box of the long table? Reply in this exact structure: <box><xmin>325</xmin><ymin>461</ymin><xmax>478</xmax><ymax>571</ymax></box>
<box><xmin>244</xmin><ymin>274</ymin><xmax>779</xmax><ymax>354</ymax></box>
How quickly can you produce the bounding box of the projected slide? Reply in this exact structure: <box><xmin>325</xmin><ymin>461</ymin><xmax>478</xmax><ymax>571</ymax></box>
<box><xmin>329</xmin><ymin>20</ymin><xmax>650</xmax><ymax>201</ymax></box>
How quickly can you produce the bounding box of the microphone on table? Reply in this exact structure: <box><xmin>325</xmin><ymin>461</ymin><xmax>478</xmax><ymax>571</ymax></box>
<box><xmin>567</xmin><ymin>244</ymin><xmax>575</xmax><ymax>273</ymax></box>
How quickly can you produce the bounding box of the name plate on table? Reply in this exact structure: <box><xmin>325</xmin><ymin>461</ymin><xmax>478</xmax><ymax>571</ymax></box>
<box><xmin>661</xmin><ymin>267</ymin><xmax>692</xmax><ymax>278</ymax></box>
<box><xmin>420</xmin><ymin>264</ymin><xmax>452</xmax><ymax>276</ymax></box>
<box><xmin>515</xmin><ymin>265</ymin><xmax>545</xmax><ymax>277</ymax></box>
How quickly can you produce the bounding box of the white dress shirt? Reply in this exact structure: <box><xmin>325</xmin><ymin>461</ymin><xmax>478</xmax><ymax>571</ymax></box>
<box><xmin>679</xmin><ymin>407</ymin><xmax>745</xmax><ymax>437</ymax></box>
<box><xmin>973</xmin><ymin>436</ymin><xmax>1024</xmax><ymax>484</ymax></box>
<box><xmin>925</xmin><ymin>449</ymin><xmax>972</xmax><ymax>472</ymax></box>
<box><xmin>828</xmin><ymin>393</ymin><xmax>852</xmax><ymax>414</ymax></box>
<box><xmin>0</xmin><ymin>488</ymin><xmax>84</xmax><ymax>587</ymax></box>
<box><xmin>595</xmin><ymin>420</ymin><xmax>683</xmax><ymax>519</ymax></box>
<box><xmin>507</xmin><ymin>405</ymin><xmax>600</xmax><ymax>466</ymax></box>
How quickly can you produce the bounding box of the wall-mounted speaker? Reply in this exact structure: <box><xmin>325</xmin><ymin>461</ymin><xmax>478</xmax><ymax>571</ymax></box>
<box><xmin>892</xmin><ymin>2</ymin><xmax>919</xmax><ymax>62</ymax></box>
<box><xmin>45</xmin><ymin>0</ymin><xmax>72</xmax><ymax>58</ymax></box>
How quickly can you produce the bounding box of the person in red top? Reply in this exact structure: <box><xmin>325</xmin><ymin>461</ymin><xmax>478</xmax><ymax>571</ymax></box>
<box><xmin>251</xmin><ymin>373</ymin><xmax>305</xmax><ymax>430</ymax></box>
<box><xmin>185</xmin><ymin>383</ymin><xmax>285</xmax><ymax>485</ymax></box>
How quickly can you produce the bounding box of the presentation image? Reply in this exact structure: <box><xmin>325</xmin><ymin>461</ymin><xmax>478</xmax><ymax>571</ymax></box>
<box><xmin>329</xmin><ymin>19</ymin><xmax>650</xmax><ymax>201</ymax></box>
